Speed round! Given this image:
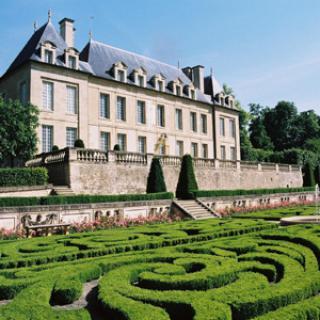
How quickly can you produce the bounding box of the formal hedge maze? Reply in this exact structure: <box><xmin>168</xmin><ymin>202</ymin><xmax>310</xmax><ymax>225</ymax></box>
<box><xmin>0</xmin><ymin>219</ymin><xmax>320</xmax><ymax>319</ymax></box>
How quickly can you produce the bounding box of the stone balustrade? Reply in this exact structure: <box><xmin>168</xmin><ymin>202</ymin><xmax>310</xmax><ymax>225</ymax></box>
<box><xmin>26</xmin><ymin>147</ymin><xmax>301</xmax><ymax>173</ymax></box>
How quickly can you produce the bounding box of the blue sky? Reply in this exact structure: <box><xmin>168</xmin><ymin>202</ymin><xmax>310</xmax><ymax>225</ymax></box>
<box><xmin>1</xmin><ymin>0</ymin><xmax>320</xmax><ymax>112</ymax></box>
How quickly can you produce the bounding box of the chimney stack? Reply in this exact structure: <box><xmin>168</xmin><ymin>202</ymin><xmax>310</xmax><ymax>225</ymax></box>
<box><xmin>59</xmin><ymin>18</ymin><xmax>75</xmax><ymax>48</ymax></box>
<box><xmin>192</xmin><ymin>65</ymin><xmax>204</xmax><ymax>93</ymax></box>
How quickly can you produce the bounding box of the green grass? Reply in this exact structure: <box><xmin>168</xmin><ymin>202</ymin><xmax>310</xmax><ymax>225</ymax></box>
<box><xmin>0</xmin><ymin>219</ymin><xmax>319</xmax><ymax>319</ymax></box>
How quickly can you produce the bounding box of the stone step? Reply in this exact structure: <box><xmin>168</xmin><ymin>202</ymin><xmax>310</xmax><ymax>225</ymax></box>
<box><xmin>175</xmin><ymin>200</ymin><xmax>216</xmax><ymax>220</ymax></box>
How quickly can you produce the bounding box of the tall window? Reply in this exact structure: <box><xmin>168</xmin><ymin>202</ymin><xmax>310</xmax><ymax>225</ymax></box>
<box><xmin>175</xmin><ymin>109</ymin><xmax>183</xmax><ymax>130</ymax></box>
<box><xmin>100</xmin><ymin>94</ymin><xmax>110</xmax><ymax>119</ymax></box>
<box><xmin>191</xmin><ymin>142</ymin><xmax>198</xmax><ymax>158</ymax></box>
<box><xmin>219</xmin><ymin>117</ymin><xmax>225</xmax><ymax>136</ymax></box>
<box><xmin>116</xmin><ymin>96</ymin><xmax>126</xmax><ymax>121</ymax></box>
<box><xmin>100</xmin><ymin>132</ymin><xmax>110</xmax><ymax>151</ymax></box>
<box><xmin>19</xmin><ymin>81</ymin><xmax>27</xmax><ymax>104</ymax></box>
<box><xmin>159</xmin><ymin>144</ymin><xmax>166</xmax><ymax>155</ymax></box>
<box><xmin>229</xmin><ymin>119</ymin><xmax>236</xmax><ymax>138</ymax></box>
<box><xmin>66</xmin><ymin>127</ymin><xmax>77</xmax><ymax>147</ymax></box>
<box><xmin>201</xmin><ymin>114</ymin><xmax>207</xmax><ymax>134</ymax></box>
<box><xmin>230</xmin><ymin>146</ymin><xmax>236</xmax><ymax>161</ymax></box>
<box><xmin>136</xmin><ymin>100</ymin><xmax>146</xmax><ymax>124</ymax></box>
<box><xmin>117</xmin><ymin>133</ymin><xmax>127</xmax><ymax>151</ymax></box>
<box><xmin>220</xmin><ymin>145</ymin><xmax>226</xmax><ymax>160</ymax></box>
<box><xmin>67</xmin><ymin>86</ymin><xmax>77</xmax><ymax>114</ymax></box>
<box><xmin>157</xmin><ymin>105</ymin><xmax>165</xmax><ymax>127</ymax></box>
<box><xmin>42</xmin><ymin>125</ymin><xmax>53</xmax><ymax>153</ymax></box>
<box><xmin>42</xmin><ymin>81</ymin><xmax>53</xmax><ymax>111</ymax></box>
<box><xmin>190</xmin><ymin>112</ymin><xmax>197</xmax><ymax>132</ymax></box>
<box><xmin>117</xmin><ymin>69</ymin><xmax>125</xmax><ymax>82</ymax></box>
<box><xmin>44</xmin><ymin>49</ymin><xmax>53</xmax><ymax>64</ymax></box>
<box><xmin>68</xmin><ymin>56</ymin><xmax>76</xmax><ymax>69</ymax></box>
<box><xmin>202</xmin><ymin>144</ymin><xmax>208</xmax><ymax>158</ymax></box>
<box><xmin>176</xmin><ymin>140</ymin><xmax>184</xmax><ymax>156</ymax></box>
<box><xmin>138</xmin><ymin>136</ymin><xmax>146</xmax><ymax>153</ymax></box>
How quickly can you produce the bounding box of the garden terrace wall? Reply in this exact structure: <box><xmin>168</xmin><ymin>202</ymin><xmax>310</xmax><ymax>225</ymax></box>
<box><xmin>0</xmin><ymin>199</ymin><xmax>172</xmax><ymax>231</ymax></box>
<box><xmin>26</xmin><ymin>148</ymin><xmax>303</xmax><ymax>195</ymax></box>
<box><xmin>197</xmin><ymin>191</ymin><xmax>315</xmax><ymax>212</ymax></box>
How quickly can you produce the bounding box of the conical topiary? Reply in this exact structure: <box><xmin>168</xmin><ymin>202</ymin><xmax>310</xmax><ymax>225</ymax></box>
<box><xmin>146</xmin><ymin>157</ymin><xmax>167</xmax><ymax>193</ymax></box>
<box><xmin>176</xmin><ymin>154</ymin><xmax>198</xmax><ymax>199</ymax></box>
<box><xmin>303</xmin><ymin>161</ymin><xmax>316</xmax><ymax>187</ymax></box>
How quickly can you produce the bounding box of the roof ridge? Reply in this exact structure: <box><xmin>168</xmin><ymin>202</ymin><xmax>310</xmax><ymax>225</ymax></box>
<box><xmin>91</xmin><ymin>39</ymin><xmax>184</xmax><ymax>74</ymax></box>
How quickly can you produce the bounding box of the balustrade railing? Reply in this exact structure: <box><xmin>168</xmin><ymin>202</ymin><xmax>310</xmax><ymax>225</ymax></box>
<box><xmin>115</xmin><ymin>152</ymin><xmax>147</xmax><ymax>165</ymax></box>
<box><xmin>159</xmin><ymin>156</ymin><xmax>181</xmax><ymax>166</ymax></box>
<box><xmin>25</xmin><ymin>148</ymin><xmax>302</xmax><ymax>173</ymax></box>
<box><xmin>77</xmin><ymin>149</ymin><xmax>108</xmax><ymax>163</ymax></box>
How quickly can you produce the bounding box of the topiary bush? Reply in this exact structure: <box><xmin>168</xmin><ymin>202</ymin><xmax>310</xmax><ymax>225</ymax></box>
<box><xmin>113</xmin><ymin>144</ymin><xmax>120</xmax><ymax>151</ymax></box>
<box><xmin>176</xmin><ymin>154</ymin><xmax>199</xmax><ymax>199</ymax></box>
<box><xmin>146</xmin><ymin>157</ymin><xmax>167</xmax><ymax>194</ymax></box>
<box><xmin>51</xmin><ymin>145</ymin><xmax>59</xmax><ymax>152</ymax></box>
<box><xmin>74</xmin><ymin>139</ymin><xmax>85</xmax><ymax>148</ymax></box>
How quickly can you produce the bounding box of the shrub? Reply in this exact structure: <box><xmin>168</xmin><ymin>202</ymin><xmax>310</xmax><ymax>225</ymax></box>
<box><xmin>193</xmin><ymin>187</ymin><xmax>314</xmax><ymax>198</ymax></box>
<box><xmin>74</xmin><ymin>139</ymin><xmax>85</xmax><ymax>148</ymax></box>
<box><xmin>176</xmin><ymin>154</ymin><xmax>198</xmax><ymax>199</ymax></box>
<box><xmin>146</xmin><ymin>157</ymin><xmax>167</xmax><ymax>193</ymax></box>
<box><xmin>0</xmin><ymin>167</ymin><xmax>48</xmax><ymax>187</ymax></box>
<box><xmin>0</xmin><ymin>192</ymin><xmax>174</xmax><ymax>208</ymax></box>
<box><xmin>303</xmin><ymin>162</ymin><xmax>316</xmax><ymax>187</ymax></box>
<box><xmin>51</xmin><ymin>145</ymin><xmax>59</xmax><ymax>152</ymax></box>
<box><xmin>113</xmin><ymin>144</ymin><xmax>120</xmax><ymax>151</ymax></box>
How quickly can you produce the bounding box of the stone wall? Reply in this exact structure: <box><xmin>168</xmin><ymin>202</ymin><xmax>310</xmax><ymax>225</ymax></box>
<box><xmin>27</xmin><ymin>148</ymin><xmax>303</xmax><ymax>195</ymax></box>
<box><xmin>0</xmin><ymin>185</ymin><xmax>52</xmax><ymax>198</ymax></box>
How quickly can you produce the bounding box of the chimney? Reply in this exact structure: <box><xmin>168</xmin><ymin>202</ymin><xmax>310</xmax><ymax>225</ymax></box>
<box><xmin>192</xmin><ymin>65</ymin><xmax>204</xmax><ymax>92</ymax></box>
<box><xmin>59</xmin><ymin>18</ymin><xmax>75</xmax><ymax>48</ymax></box>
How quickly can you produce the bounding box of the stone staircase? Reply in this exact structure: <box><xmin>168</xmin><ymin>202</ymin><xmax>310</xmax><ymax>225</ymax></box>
<box><xmin>173</xmin><ymin>199</ymin><xmax>220</xmax><ymax>220</ymax></box>
<box><xmin>52</xmin><ymin>186</ymin><xmax>75</xmax><ymax>196</ymax></box>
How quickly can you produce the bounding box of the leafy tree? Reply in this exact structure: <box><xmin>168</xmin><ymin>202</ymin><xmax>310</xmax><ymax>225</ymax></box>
<box><xmin>176</xmin><ymin>154</ymin><xmax>198</xmax><ymax>199</ymax></box>
<box><xmin>146</xmin><ymin>157</ymin><xmax>167</xmax><ymax>193</ymax></box>
<box><xmin>294</xmin><ymin>111</ymin><xmax>320</xmax><ymax>147</ymax></box>
<box><xmin>304</xmin><ymin>138</ymin><xmax>320</xmax><ymax>154</ymax></box>
<box><xmin>263</xmin><ymin>101</ymin><xmax>298</xmax><ymax>151</ymax></box>
<box><xmin>303</xmin><ymin>161</ymin><xmax>316</xmax><ymax>187</ymax></box>
<box><xmin>249</xmin><ymin>104</ymin><xmax>274</xmax><ymax>150</ymax></box>
<box><xmin>0</xmin><ymin>98</ymin><xmax>39</xmax><ymax>167</ymax></box>
<box><xmin>74</xmin><ymin>139</ymin><xmax>85</xmax><ymax>148</ymax></box>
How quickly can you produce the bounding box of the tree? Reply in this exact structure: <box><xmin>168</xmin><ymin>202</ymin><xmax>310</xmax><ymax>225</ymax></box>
<box><xmin>0</xmin><ymin>98</ymin><xmax>38</xmax><ymax>167</ymax></box>
<box><xmin>176</xmin><ymin>154</ymin><xmax>198</xmax><ymax>199</ymax></box>
<box><xmin>303</xmin><ymin>161</ymin><xmax>316</xmax><ymax>187</ymax></box>
<box><xmin>263</xmin><ymin>101</ymin><xmax>298</xmax><ymax>151</ymax></box>
<box><xmin>146</xmin><ymin>157</ymin><xmax>167</xmax><ymax>193</ymax></box>
<box><xmin>294</xmin><ymin>111</ymin><xmax>320</xmax><ymax>147</ymax></box>
<box><xmin>248</xmin><ymin>104</ymin><xmax>274</xmax><ymax>150</ymax></box>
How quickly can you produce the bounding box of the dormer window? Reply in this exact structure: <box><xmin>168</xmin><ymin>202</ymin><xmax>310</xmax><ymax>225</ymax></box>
<box><xmin>44</xmin><ymin>50</ymin><xmax>53</xmax><ymax>64</ymax></box>
<box><xmin>132</xmin><ymin>67</ymin><xmax>147</xmax><ymax>87</ymax></box>
<box><xmin>113</xmin><ymin>62</ymin><xmax>128</xmax><ymax>83</ymax></box>
<box><xmin>157</xmin><ymin>80</ymin><xmax>164</xmax><ymax>91</ymax></box>
<box><xmin>190</xmin><ymin>89</ymin><xmax>195</xmax><ymax>100</ymax></box>
<box><xmin>117</xmin><ymin>69</ymin><xmax>125</xmax><ymax>82</ymax></box>
<box><xmin>41</xmin><ymin>41</ymin><xmax>56</xmax><ymax>64</ymax></box>
<box><xmin>64</xmin><ymin>48</ymin><xmax>79</xmax><ymax>70</ymax></box>
<box><xmin>176</xmin><ymin>85</ymin><xmax>182</xmax><ymax>96</ymax></box>
<box><xmin>138</xmin><ymin>75</ymin><xmax>145</xmax><ymax>87</ymax></box>
<box><xmin>230</xmin><ymin>100</ymin><xmax>234</xmax><ymax>108</ymax></box>
<box><xmin>152</xmin><ymin>74</ymin><xmax>166</xmax><ymax>92</ymax></box>
<box><xmin>184</xmin><ymin>85</ymin><xmax>196</xmax><ymax>99</ymax></box>
<box><xmin>68</xmin><ymin>56</ymin><xmax>76</xmax><ymax>69</ymax></box>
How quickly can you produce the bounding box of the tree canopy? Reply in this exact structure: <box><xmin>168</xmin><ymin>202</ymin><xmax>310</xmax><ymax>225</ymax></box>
<box><xmin>0</xmin><ymin>98</ymin><xmax>39</xmax><ymax>167</ymax></box>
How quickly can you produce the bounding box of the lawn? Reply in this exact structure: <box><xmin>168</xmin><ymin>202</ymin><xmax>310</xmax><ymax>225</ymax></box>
<box><xmin>0</xmin><ymin>217</ymin><xmax>319</xmax><ymax>319</ymax></box>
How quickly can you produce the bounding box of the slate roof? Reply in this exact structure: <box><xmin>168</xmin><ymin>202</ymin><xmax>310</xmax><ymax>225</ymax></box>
<box><xmin>3</xmin><ymin>20</ymin><xmax>229</xmax><ymax>107</ymax></box>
